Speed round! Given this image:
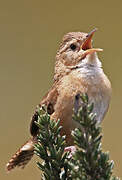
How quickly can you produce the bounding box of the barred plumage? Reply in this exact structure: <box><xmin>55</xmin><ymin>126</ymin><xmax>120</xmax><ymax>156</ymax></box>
<box><xmin>6</xmin><ymin>138</ymin><xmax>35</xmax><ymax>171</ymax></box>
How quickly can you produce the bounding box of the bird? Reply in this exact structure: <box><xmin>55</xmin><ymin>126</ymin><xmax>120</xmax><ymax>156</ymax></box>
<box><xmin>6</xmin><ymin>28</ymin><xmax>111</xmax><ymax>172</ymax></box>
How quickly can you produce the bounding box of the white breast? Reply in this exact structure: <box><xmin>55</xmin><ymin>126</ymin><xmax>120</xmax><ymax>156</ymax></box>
<box><xmin>90</xmin><ymin>93</ymin><xmax>109</xmax><ymax>123</ymax></box>
<box><xmin>74</xmin><ymin>64</ymin><xmax>111</xmax><ymax>123</ymax></box>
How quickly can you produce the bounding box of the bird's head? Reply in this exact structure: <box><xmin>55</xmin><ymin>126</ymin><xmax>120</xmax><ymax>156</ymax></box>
<box><xmin>54</xmin><ymin>29</ymin><xmax>103</xmax><ymax>80</ymax></box>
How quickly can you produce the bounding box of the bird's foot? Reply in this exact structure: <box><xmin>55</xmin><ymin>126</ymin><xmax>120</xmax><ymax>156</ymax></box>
<box><xmin>64</xmin><ymin>146</ymin><xmax>76</xmax><ymax>158</ymax></box>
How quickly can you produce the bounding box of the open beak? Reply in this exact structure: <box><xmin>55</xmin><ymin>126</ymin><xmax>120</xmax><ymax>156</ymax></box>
<box><xmin>81</xmin><ymin>28</ymin><xmax>103</xmax><ymax>56</ymax></box>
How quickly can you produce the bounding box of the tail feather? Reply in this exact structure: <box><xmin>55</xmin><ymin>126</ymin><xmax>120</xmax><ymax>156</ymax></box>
<box><xmin>6</xmin><ymin>138</ymin><xmax>36</xmax><ymax>172</ymax></box>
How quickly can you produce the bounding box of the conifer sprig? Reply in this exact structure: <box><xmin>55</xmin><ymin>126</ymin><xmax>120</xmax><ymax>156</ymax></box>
<box><xmin>68</xmin><ymin>94</ymin><xmax>119</xmax><ymax>180</ymax></box>
<box><xmin>34</xmin><ymin>106</ymin><xmax>68</xmax><ymax>180</ymax></box>
<box><xmin>34</xmin><ymin>94</ymin><xmax>120</xmax><ymax>180</ymax></box>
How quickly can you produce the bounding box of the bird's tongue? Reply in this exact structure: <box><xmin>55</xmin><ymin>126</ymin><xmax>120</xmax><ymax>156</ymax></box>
<box><xmin>82</xmin><ymin>34</ymin><xmax>93</xmax><ymax>50</ymax></box>
<box><xmin>81</xmin><ymin>28</ymin><xmax>103</xmax><ymax>56</ymax></box>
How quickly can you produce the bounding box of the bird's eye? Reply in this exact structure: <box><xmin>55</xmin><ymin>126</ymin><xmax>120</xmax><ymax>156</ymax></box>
<box><xmin>70</xmin><ymin>43</ymin><xmax>77</xmax><ymax>51</ymax></box>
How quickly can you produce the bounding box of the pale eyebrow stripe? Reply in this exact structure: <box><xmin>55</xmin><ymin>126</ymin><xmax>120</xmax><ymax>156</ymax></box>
<box><xmin>60</xmin><ymin>39</ymin><xmax>78</xmax><ymax>53</ymax></box>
